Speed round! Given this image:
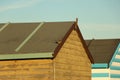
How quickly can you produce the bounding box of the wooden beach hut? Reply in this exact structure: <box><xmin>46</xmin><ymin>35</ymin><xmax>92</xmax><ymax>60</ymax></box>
<box><xmin>86</xmin><ymin>39</ymin><xmax>120</xmax><ymax>80</ymax></box>
<box><xmin>0</xmin><ymin>21</ymin><xmax>93</xmax><ymax>80</ymax></box>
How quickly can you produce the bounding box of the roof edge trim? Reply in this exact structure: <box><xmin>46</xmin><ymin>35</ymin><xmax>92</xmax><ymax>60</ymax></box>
<box><xmin>0</xmin><ymin>52</ymin><xmax>53</xmax><ymax>60</ymax></box>
<box><xmin>53</xmin><ymin>22</ymin><xmax>75</xmax><ymax>58</ymax></box>
<box><xmin>109</xmin><ymin>43</ymin><xmax>120</xmax><ymax>67</ymax></box>
<box><xmin>75</xmin><ymin>23</ymin><xmax>94</xmax><ymax>63</ymax></box>
<box><xmin>53</xmin><ymin>21</ymin><xmax>94</xmax><ymax>63</ymax></box>
<box><xmin>92</xmin><ymin>63</ymin><xmax>108</xmax><ymax>69</ymax></box>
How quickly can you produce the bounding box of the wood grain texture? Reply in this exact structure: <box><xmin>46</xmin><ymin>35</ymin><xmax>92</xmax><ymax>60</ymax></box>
<box><xmin>54</xmin><ymin>29</ymin><xmax>91</xmax><ymax>80</ymax></box>
<box><xmin>0</xmin><ymin>29</ymin><xmax>91</xmax><ymax>80</ymax></box>
<box><xmin>0</xmin><ymin>59</ymin><xmax>53</xmax><ymax>80</ymax></box>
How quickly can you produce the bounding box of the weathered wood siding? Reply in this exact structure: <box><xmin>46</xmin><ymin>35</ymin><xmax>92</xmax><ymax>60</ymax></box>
<box><xmin>54</xmin><ymin>29</ymin><xmax>91</xmax><ymax>80</ymax></box>
<box><xmin>0</xmin><ymin>59</ymin><xmax>53</xmax><ymax>80</ymax></box>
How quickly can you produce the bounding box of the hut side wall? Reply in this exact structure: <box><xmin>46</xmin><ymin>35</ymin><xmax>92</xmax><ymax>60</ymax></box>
<box><xmin>91</xmin><ymin>44</ymin><xmax>120</xmax><ymax>80</ymax></box>
<box><xmin>54</xmin><ymin>29</ymin><xmax>91</xmax><ymax>80</ymax></box>
<box><xmin>110</xmin><ymin>43</ymin><xmax>120</xmax><ymax>80</ymax></box>
<box><xmin>0</xmin><ymin>59</ymin><xmax>53</xmax><ymax>80</ymax></box>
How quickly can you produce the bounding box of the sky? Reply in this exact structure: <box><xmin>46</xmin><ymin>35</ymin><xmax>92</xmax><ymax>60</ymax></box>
<box><xmin>0</xmin><ymin>0</ymin><xmax>120</xmax><ymax>39</ymax></box>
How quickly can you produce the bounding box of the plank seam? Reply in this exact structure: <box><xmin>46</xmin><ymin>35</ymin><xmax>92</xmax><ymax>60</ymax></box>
<box><xmin>0</xmin><ymin>22</ymin><xmax>9</xmax><ymax>32</ymax></box>
<box><xmin>15</xmin><ymin>22</ymin><xmax>44</xmax><ymax>52</ymax></box>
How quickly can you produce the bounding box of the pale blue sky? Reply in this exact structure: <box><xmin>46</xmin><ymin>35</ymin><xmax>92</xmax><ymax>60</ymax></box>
<box><xmin>0</xmin><ymin>0</ymin><xmax>120</xmax><ymax>39</ymax></box>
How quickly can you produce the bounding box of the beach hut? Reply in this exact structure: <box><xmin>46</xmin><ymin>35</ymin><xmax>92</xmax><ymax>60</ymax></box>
<box><xmin>0</xmin><ymin>20</ymin><xmax>93</xmax><ymax>80</ymax></box>
<box><xmin>86</xmin><ymin>39</ymin><xmax>120</xmax><ymax>80</ymax></box>
<box><xmin>110</xmin><ymin>43</ymin><xmax>120</xmax><ymax>80</ymax></box>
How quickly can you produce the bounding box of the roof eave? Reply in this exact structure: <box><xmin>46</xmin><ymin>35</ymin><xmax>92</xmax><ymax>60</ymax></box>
<box><xmin>92</xmin><ymin>63</ymin><xmax>108</xmax><ymax>69</ymax></box>
<box><xmin>0</xmin><ymin>52</ymin><xmax>53</xmax><ymax>60</ymax></box>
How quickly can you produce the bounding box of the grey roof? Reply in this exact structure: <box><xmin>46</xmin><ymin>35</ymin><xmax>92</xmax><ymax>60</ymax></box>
<box><xmin>85</xmin><ymin>39</ymin><xmax>120</xmax><ymax>64</ymax></box>
<box><xmin>0</xmin><ymin>21</ymin><xmax>93</xmax><ymax>62</ymax></box>
<box><xmin>0</xmin><ymin>24</ymin><xmax>5</xmax><ymax>30</ymax></box>
<box><xmin>0</xmin><ymin>22</ymin><xmax>74</xmax><ymax>54</ymax></box>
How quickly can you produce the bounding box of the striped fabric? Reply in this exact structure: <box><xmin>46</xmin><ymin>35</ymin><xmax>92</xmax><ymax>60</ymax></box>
<box><xmin>110</xmin><ymin>43</ymin><xmax>120</xmax><ymax>80</ymax></box>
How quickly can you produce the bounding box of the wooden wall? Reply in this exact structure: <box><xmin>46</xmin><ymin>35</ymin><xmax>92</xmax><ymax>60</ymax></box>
<box><xmin>54</xmin><ymin>29</ymin><xmax>91</xmax><ymax>80</ymax></box>
<box><xmin>0</xmin><ymin>29</ymin><xmax>91</xmax><ymax>80</ymax></box>
<box><xmin>0</xmin><ymin>59</ymin><xmax>53</xmax><ymax>80</ymax></box>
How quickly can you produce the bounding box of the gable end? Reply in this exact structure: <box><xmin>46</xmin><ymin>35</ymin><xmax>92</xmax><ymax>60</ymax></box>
<box><xmin>53</xmin><ymin>22</ymin><xmax>94</xmax><ymax>63</ymax></box>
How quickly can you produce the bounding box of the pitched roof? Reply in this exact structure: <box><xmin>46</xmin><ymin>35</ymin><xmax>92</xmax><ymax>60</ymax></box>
<box><xmin>0</xmin><ymin>21</ymin><xmax>93</xmax><ymax>62</ymax></box>
<box><xmin>85</xmin><ymin>39</ymin><xmax>120</xmax><ymax>64</ymax></box>
<box><xmin>0</xmin><ymin>22</ymin><xmax>74</xmax><ymax>53</ymax></box>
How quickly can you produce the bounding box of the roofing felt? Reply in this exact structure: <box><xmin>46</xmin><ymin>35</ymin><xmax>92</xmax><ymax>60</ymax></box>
<box><xmin>0</xmin><ymin>24</ymin><xmax>5</xmax><ymax>31</ymax></box>
<box><xmin>0</xmin><ymin>24</ymin><xmax>5</xmax><ymax>27</ymax></box>
<box><xmin>0</xmin><ymin>21</ymin><xmax>93</xmax><ymax>62</ymax></box>
<box><xmin>85</xmin><ymin>39</ymin><xmax>120</xmax><ymax>64</ymax></box>
<box><xmin>0</xmin><ymin>22</ymin><xmax>74</xmax><ymax>54</ymax></box>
